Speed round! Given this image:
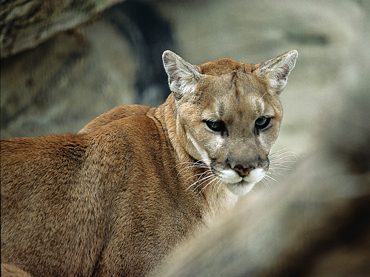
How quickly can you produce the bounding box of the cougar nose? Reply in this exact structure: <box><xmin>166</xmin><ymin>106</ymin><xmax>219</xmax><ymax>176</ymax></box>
<box><xmin>233</xmin><ymin>165</ymin><xmax>255</xmax><ymax>177</ymax></box>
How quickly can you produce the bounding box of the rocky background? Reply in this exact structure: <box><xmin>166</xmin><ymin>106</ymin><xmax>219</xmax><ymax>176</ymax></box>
<box><xmin>2</xmin><ymin>0</ymin><xmax>369</xmax><ymax>154</ymax></box>
<box><xmin>1</xmin><ymin>0</ymin><xmax>370</xmax><ymax>275</ymax></box>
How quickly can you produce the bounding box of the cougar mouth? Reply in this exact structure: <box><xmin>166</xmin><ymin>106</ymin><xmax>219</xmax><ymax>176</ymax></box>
<box><xmin>211</xmin><ymin>165</ymin><xmax>266</xmax><ymax>195</ymax></box>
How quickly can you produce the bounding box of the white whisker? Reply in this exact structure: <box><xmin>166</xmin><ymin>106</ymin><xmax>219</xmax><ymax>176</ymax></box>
<box><xmin>269</xmin><ymin>149</ymin><xmax>298</xmax><ymax>161</ymax></box>
<box><xmin>173</xmin><ymin>159</ymin><xmax>210</xmax><ymax>185</ymax></box>
<box><xmin>192</xmin><ymin>173</ymin><xmax>214</xmax><ymax>191</ymax></box>
<box><xmin>260</xmin><ymin>149</ymin><xmax>298</xmax><ymax>190</ymax></box>
<box><xmin>216</xmin><ymin>179</ymin><xmax>222</xmax><ymax>194</ymax></box>
<box><xmin>264</xmin><ymin>173</ymin><xmax>280</xmax><ymax>184</ymax></box>
<box><xmin>200</xmin><ymin>176</ymin><xmax>219</xmax><ymax>193</ymax></box>
<box><xmin>260</xmin><ymin>178</ymin><xmax>271</xmax><ymax>189</ymax></box>
<box><xmin>269</xmin><ymin>164</ymin><xmax>294</xmax><ymax>171</ymax></box>
<box><xmin>186</xmin><ymin>170</ymin><xmax>213</xmax><ymax>191</ymax></box>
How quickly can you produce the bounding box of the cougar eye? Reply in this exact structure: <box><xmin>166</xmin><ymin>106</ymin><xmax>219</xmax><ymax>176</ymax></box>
<box><xmin>205</xmin><ymin>120</ymin><xmax>226</xmax><ymax>133</ymax></box>
<box><xmin>255</xmin><ymin>117</ymin><xmax>271</xmax><ymax>130</ymax></box>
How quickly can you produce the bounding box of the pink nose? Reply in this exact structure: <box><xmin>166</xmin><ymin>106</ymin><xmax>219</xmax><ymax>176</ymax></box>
<box><xmin>233</xmin><ymin>166</ymin><xmax>254</xmax><ymax>177</ymax></box>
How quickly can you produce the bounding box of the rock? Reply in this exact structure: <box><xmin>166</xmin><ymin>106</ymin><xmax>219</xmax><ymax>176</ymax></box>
<box><xmin>1</xmin><ymin>0</ymin><xmax>125</xmax><ymax>58</ymax></box>
<box><xmin>3</xmin><ymin>0</ymin><xmax>368</xmax><ymax>144</ymax></box>
<box><xmin>1</xmin><ymin>19</ymin><xmax>137</xmax><ymax>138</ymax></box>
<box><xmin>1</xmin><ymin>0</ymin><xmax>174</xmax><ymax>138</ymax></box>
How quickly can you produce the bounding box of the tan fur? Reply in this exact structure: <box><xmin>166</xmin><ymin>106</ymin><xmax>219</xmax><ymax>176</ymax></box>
<box><xmin>1</xmin><ymin>50</ymin><xmax>297</xmax><ymax>276</ymax></box>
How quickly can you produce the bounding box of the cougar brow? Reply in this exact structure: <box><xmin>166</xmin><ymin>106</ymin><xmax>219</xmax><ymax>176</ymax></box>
<box><xmin>216</xmin><ymin>102</ymin><xmax>225</xmax><ymax>118</ymax></box>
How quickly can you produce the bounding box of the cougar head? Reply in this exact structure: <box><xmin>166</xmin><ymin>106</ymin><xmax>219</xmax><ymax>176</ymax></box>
<box><xmin>162</xmin><ymin>50</ymin><xmax>298</xmax><ymax>195</ymax></box>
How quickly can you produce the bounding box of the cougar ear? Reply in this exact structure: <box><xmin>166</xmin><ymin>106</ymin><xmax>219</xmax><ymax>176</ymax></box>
<box><xmin>162</xmin><ymin>50</ymin><xmax>203</xmax><ymax>100</ymax></box>
<box><xmin>255</xmin><ymin>50</ymin><xmax>298</xmax><ymax>95</ymax></box>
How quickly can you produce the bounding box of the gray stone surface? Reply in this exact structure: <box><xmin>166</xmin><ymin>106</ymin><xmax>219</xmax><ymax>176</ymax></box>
<box><xmin>1</xmin><ymin>19</ymin><xmax>137</xmax><ymax>138</ymax></box>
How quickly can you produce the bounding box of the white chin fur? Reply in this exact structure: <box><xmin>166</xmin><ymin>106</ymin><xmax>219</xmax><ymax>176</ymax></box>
<box><xmin>225</xmin><ymin>182</ymin><xmax>256</xmax><ymax>195</ymax></box>
<box><xmin>221</xmin><ymin>168</ymin><xmax>266</xmax><ymax>196</ymax></box>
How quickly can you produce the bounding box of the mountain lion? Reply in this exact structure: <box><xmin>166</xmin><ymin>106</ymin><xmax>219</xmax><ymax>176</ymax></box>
<box><xmin>1</xmin><ymin>50</ymin><xmax>298</xmax><ymax>276</ymax></box>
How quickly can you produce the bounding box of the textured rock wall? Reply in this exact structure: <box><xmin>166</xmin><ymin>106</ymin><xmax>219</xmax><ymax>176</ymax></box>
<box><xmin>1</xmin><ymin>0</ymin><xmax>123</xmax><ymax>57</ymax></box>
<box><xmin>2</xmin><ymin>0</ymin><xmax>369</xmax><ymax>156</ymax></box>
<box><xmin>1</xmin><ymin>0</ymin><xmax>174</xmax><ymax>138</ymax></box>
<box><xmin>1</xmin><ymin>20</ymin><xmax>137</xmax><ymax>138</ymax></box>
